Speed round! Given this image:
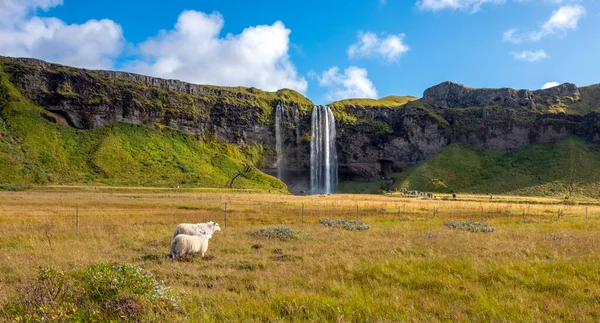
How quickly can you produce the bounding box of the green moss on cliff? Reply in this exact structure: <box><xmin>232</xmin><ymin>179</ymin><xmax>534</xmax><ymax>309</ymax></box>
<box><xmin>0</xmin><ymin>61</ymin><xmax>286</xmax><ymax>190</ymax></box>
<box><xmin>1</xmin><ymin>56</ymin><xmax>314</xmax><ymax>127</ymax></box>
<box><xmin>329</xmin><ymin>96</ymin><xmax>418</xmax><ymax>109</ymax></box>
<box><xmin>561</xmin><ymin>84</ymin><xmax>600</xmax><ymax>115</ymax></box>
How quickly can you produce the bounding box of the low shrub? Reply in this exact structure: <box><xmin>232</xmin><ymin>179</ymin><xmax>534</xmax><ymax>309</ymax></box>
<box><xmin>444</xmin><ymin>220</ymin><xmax>495</xmax><ymax>233</ymax></box>
<box><xmin>250</xmin><ymin>226</ymin><xmax>299</xmax><ymax>241</ymax></box>
<box><xmin>2</xmin><ymin>263</ymin><xmax>182</xmax><ymax>322</ymax></box>
<box><xmin>0</xmin><ymin>183</ymin><xmax>33</xmax><ymax>191</ymax></box>
<box><xmin>319</xmin><ymin>218</ymin><xmax>370</xmax><ymax>231</ymax></box>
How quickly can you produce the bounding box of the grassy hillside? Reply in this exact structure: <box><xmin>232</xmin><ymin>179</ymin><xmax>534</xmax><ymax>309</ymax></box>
<box><xmin>339</xmin><ymin>137</ymin><xmax>600</xmax><ymax>197</ymax></box>
<box><xmin>390</xmin><ymin>137</ymin><xmax>600</xmax><ymax>197</ymax></box>
<box><xmin>329</xmin><ymin>96</ymin><xmax>418</xmax><ymax>109</ymax></box>
<box><xmin>0</xmin><ymin>65</ymin><xmax>286</xmax><ymax>191</ymax></box>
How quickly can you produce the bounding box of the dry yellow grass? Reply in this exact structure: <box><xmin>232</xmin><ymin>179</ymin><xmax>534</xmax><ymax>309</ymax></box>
<box><xmin>1</xmin><ymin>187</ymin><xmax>600</xmax><ymax>322</ymax></box>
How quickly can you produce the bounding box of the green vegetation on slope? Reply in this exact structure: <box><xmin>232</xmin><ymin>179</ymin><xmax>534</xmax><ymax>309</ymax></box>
<box><xmin>555</xmin><ymin>84</ymin><xmax>600</xmax><ymax>115</ymax></box>
<box><xmin>0</xmin><ymin>64</ymin><xmax>285</xmax><ymax>190</ymax></box>
<box><xmin>392</xmin><ymin>137</ymin><xmax>600</xmax><ymax>197</ymax></box>
<box><xmin>329</xmin><ymin>95</ymin><xmax>418</xmax><ymax>109</ymax></box>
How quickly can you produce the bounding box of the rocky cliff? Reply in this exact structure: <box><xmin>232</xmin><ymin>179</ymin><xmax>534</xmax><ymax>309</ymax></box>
<box><xmin>2</xmin><ymin>56</ymin><xmax>599</xmax><ymax>191</ymax></box>
<box><xmin>332</xmin><ymin>82</ymin><xmax>600</xmax><ymax>182</ymax></box>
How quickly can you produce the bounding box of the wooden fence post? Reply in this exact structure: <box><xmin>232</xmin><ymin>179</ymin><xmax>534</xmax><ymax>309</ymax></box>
<box><xmin>356</xmin><ymin>203</ymin><xmax>359</xmax><ymax>221</ymax></box>
<box><xmin>224</xmin><ymin>203</ymin><xmax>228</xmax><ymax>229</ymax></box>
<box><xmin>76</xmin><ymin>205</ymin><xmax>79</xmax><ymax>236</ymax></box>
<box><xmin>302</xmin><ymin>203</ymin><xmax>305</xmax><ymax>223</ymax></box>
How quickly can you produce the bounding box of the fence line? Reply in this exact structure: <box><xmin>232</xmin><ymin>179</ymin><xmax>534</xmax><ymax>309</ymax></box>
<box><xmin>1</xmin><ymin>200</ymin><xmax>599</xmax><ymax>231</ymax></box>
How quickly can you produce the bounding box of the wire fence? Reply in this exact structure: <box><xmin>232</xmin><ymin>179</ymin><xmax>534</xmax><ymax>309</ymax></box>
<box><xmin>1</xmin><ymin>194</ymin><xmax>598</xmax><ymax>236</ymax></box>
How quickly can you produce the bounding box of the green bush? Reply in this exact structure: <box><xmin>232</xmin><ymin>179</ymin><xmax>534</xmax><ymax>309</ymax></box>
<box><xmin>0</xmin><ymin>183</ymin><xmax>33</xmax><ymax>191</ymax></box>
<box><xmin>2</xmin><ymin>263</ymin><xmax>182</xmax><ymax>322</ymax></box>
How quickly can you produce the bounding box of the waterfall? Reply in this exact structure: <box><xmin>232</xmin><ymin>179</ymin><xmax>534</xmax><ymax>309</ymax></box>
<box><xmin>310</xmin><ymin>106</ymin><xmax>338</xmax><ymax>194</ymax></box>
<box><xmin>294</xmin><ymin>106</ymin><xmax>300</xmax><ymax>147</ymax></box>
<box><xmin>275</xmin><ymin>102</ymin><xmax>284</xmax><ymax>180</ymax></box>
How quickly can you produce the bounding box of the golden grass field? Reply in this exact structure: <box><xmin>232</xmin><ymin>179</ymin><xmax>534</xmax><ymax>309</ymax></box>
<box><xmin>1</xmin><ymin>187</ymin><xmax>600</xmax><ymax>322</ymax></box>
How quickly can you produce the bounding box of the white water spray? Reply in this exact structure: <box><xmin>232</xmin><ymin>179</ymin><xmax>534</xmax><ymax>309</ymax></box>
<box><xmin>310</xmin><ymin>106</ymin><xmax>338</xmax><ymax>194</ymax></box>
<box><xmin>294</xmin><ymin>106</ymin><xmax>300</xmax><ymax>147</ymax></box>
<box><xmin>275</xmin><ymin>102</ymin><xmax>284</xmax><ymax>180</ymax></box>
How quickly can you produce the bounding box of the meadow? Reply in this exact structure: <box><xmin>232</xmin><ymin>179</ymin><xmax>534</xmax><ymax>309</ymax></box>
<box><xmin>1</xmin><ymin>187</ymin><xmax>600</xmax><ymax>322</ymax></box>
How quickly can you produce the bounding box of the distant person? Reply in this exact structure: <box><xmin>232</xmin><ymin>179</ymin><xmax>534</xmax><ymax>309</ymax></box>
<box><xmin>452</xmin><ymin>193</ymin><xmax>456</xmax><ymax>199</ymax></box>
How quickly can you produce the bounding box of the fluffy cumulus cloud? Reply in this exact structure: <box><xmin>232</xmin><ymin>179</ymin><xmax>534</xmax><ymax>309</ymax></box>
<box><xmin>0</xmin><ymin>0</ymin><xmax>62</xmax><ymax>23</ymax></box>
<box><xmin>127</xmin><ymin>11</ymin><xmax>307</xmax><ymax>93</ymax></box>
<box><xmin>315</xmin><ymin>66</ymin><xmax>378</xmax><ymax>101</ymax></box>
<box><xmin>0</xmin><ymin>0</ymin><xmax>124</xmax><ymax>69</ymax></box>
<box><xmin>417</xmin><ymin>0</ymin><xmax>506</xmax><ymax>13</ymax></box>
<box><xmin>542</xmin><ymin>81</ymin><xmax>560</xmax><ymax>89</ymax></box>
<box><xmin>347</xmin><ymin>32</ymin><xmax>409</xmax><ymax>61</ymax></box>
<box><xmin>510</xmin><ymin>49</ymin><xmax>548</xmax><ymax>62</ymax></box>
<box><xmin>503</xmin><ymin>5</ymin><xmax>585</xmax><ymax>43</ymax></box>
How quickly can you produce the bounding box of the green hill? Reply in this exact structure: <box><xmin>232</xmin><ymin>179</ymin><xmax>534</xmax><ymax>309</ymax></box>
<box><xmin>0</xmin><ymin>66</ymin><xmax>285</xmax><ymax>191</ymax></box>
<box><xmin>329</xmin><ymin>96</ymin><xmax>418</xmax><ymax>109</ymax></box>
<box><xmin>342</xmin><ymin>137</ymin><xmax>600</xmax><ymax>198</ymax></box>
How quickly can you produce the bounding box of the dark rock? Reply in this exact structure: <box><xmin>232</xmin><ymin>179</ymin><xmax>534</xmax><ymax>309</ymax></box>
<box><xmin>422</xmin><ymin>81</ymin><xmax>536</xmax><ymax>109</ymax></box>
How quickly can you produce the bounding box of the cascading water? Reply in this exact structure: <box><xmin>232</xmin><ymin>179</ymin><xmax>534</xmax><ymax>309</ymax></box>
<box><xmin>310</xmin><ymin>106</ymin><xmax>338</xmax><ymax>194</ymax></box>
<box><xmin>294</xmin><ymin>107</ymin><xmax>300</xmax><ymax>147</ymax></box>
<box><xmin>275</xmin><ymin>102</ymin><xmax>284</xmax><ymax>180</ymax></box>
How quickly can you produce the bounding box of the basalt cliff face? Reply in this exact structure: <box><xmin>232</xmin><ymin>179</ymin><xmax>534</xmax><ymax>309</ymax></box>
<box><xmin>2</xmin><ymin>57</ymin><xmax>599</xmax><ymax>191</ymax></box>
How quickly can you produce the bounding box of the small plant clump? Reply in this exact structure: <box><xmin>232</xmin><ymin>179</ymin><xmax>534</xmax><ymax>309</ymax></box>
<box><xmin>2</xmin><ymin>263</ymin><xmax>182</xmax><ymax>322</ymax></box>
<box><xmin>445</xmin><ymin>220</ymin><xmax>495</xmax><ymax>233</ymax></box>
<box><xmin>250</xmin><ymin>226</ymin><xmax>299</xmax><ymax>241</ymax></box>
<box><xmin>319</xmin><ymin>218</ymin><xmax>371</xmax><ymax>231</ymax></box>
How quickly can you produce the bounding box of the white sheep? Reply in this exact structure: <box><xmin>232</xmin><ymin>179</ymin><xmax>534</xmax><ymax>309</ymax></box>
<box><xmin>169</xmin><ymin>233</ymin><xmax>210</xmax><ymax>258</ymax></box>
<box><xmin>172</xmin><ymin>221</ymin><xmax>221</xmax><ymax>239</ymax></box>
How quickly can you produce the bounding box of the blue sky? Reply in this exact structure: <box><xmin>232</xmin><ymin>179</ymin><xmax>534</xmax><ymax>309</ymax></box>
<box><xmin>1</xmin><ymin>0</ymin><xmax>599</xmax><ymax>104</ymax></box>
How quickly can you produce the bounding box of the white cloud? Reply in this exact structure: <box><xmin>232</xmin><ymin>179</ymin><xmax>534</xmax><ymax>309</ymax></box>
<box><xmin>510</xmin><ymin>49</ymin><xmax>548</xmax><ymax>62</ymax></box>
<box><xmin>503</xmin><ymin>5</ymin><xmax>585</xmax><ymax>43</ymax></box>
<box><xmin>417</xmin><ymin>0</ymin><xmax>506</xmax><ymax>13</ymax></box>
<box><xmin>0</xmin><ymin>0</ymin><xmax>124</xmax><ymax>69</ymax></box>
<box><xmin>541</xmin><ymin>81</ymin><xmax>560</xmax><ymax>89</ymax></box>
<box><xmin>316</xmin><ymin>66</ymin><xmax>378</xmax><ymax>101</ymax></box>
<box><xmin>347</xmin><ymin>32</ymin><xmax>409</xmax><ymax>61</ymax></box>
<box><xmin>0</xmin><ymin>0</ymin><xmax>63</xmax><ymax>23</ymax></box>
<box><xmin>126</xmin><ymin>11</ymin><xmax>307</xmax><ymax>93</ymax></box>
<box><xmin>515</xmin><ymin>0</ymin><xmax>582</xmax><ymax>5</ymax></box>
